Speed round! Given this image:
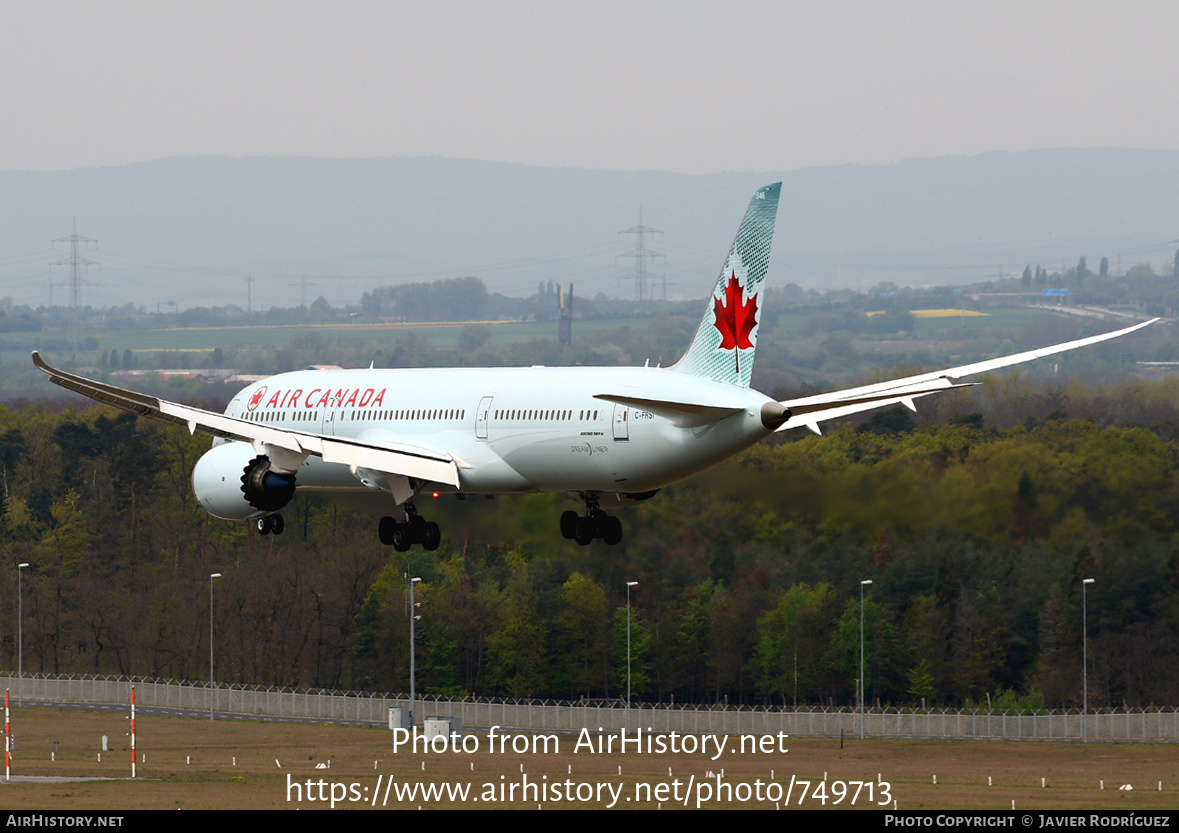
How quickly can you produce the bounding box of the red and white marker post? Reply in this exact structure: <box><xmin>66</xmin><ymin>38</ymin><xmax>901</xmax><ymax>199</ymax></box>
<box><xmin>5</xmin><ymin>688</ymin><xmax>10</xmax><ymax>781</ymax></box>
<box><xmin>130</xmin><ymin>685</ymin><xmax>136</xmax><ymax>779</ymax></box>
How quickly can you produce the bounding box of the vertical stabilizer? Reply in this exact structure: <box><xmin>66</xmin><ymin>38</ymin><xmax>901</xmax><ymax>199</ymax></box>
<box><xmin>672</xmin><ymin>183</ymin><xmax>780</xmax><ymax>387</ymax></box>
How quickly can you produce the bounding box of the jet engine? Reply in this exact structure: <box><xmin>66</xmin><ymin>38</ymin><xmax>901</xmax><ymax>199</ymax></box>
<box><xmin>192</xmin><ymin>442</ymin><xmax>298</xmax><ymax>520</ymax></box>
<box><xmin>240</xmin><ymin>454</ymin><xmax>297</xmax><ymax>512</ymax></box>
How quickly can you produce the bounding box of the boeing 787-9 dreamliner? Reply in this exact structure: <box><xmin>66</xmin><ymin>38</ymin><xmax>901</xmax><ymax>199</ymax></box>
<box><xmin>33</xmin><ymin>184</ymin><xmax>1154</xmax><ymax>549</ymax></box>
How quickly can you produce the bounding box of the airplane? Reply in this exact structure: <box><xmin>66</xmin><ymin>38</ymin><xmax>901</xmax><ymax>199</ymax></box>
<box><xmin>32</xmin><ymin>183</ymin><xmax>1156</xmax><ymax>551</ymax></box>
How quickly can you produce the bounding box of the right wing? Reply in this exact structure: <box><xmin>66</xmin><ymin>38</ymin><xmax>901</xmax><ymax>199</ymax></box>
<box><xmin>31</xmin><ymin>352</ymin><xmax>462</xmax><ymax>486</ymax></box>
<box><xmin>777</xmin><ymin>317</ymin><xmax>1157</xmax><ymax>434</ymax></box>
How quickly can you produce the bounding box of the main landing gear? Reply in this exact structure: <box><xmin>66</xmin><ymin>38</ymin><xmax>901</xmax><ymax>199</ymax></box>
<box><xmin>378</xmin><ymin>508</ymin><xmax>441</xmax><ymax>552</ymax></box>
<box><xmin>560</xmin><ymin>506</ymin><xmax>623</xmax><ymax>546</ymax></box>
<box><xmin>255</xmin><ymin>514</ymin><xmax>285</xmax><ymax>535</ymax></box>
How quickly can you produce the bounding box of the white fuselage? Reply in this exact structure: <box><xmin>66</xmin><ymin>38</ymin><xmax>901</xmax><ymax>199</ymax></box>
<box><xmin>221</xmin><ymin>365</ymin><xmax>776</xmax><ymax>497</ymax></box>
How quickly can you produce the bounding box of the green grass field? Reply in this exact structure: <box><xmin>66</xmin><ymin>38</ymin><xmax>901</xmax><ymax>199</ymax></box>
<box><xmin>67</xmin><ymin>318</ymin><xmax>638</xmax><ymax>353</ymax></box>
<box><xmin>50</xmin><ymin>306</ymin><xmax>1079</xmax><ymax>354</ymax></box>
<box><xmin>1</xmin><ymin>707</ymin><xmax>1177</xmax><ymax>810</ymax></box>
<box><xmin>772</xmin><ymin>306</ymin><xmax>1068</xmax><ymax>341</ymax></box>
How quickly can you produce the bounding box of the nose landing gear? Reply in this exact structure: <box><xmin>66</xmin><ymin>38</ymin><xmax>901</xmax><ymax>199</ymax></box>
<box><xmin>255</xmin><ymin>514</ymin><xmax>285</xmax><ymax>535</ymax></box>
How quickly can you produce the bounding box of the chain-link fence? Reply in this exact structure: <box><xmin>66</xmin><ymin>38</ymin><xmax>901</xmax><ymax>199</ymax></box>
<box><xmin>2</xmin><ymin>673</ymin><xmax>1175</xmax><ymax>741</ymax></box>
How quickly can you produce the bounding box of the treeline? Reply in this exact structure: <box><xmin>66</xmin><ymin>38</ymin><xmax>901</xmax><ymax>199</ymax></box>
<box><xmin>0</xmin><ymin>276</ymin><xmax>706</xmax><ymax>335</ymax></box>
<box><xmin>1011</xmin><ymin>257</ymin><xmax>1179</xmax><ymax>315</ymax></box>
<box><xmin>3</xmin><ymin>377</ymin><xmax>1179</xmax><ymax>707</ymax></box>
<box><xmin>367</xmin><ymin>396</ymin><xmax>1179</xmax><ymax>709</ymax></box>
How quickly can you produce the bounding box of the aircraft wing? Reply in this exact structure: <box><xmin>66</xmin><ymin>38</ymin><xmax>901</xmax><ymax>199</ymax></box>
<box><xmin>31</xmin><ymin>352</ymin><xmax>462</xmax><ymax>486</ymax></box>
<box><xmin>777</xmin><ymin>317</ymin><xmax>1158</xmax><ymax>434</ymax></box>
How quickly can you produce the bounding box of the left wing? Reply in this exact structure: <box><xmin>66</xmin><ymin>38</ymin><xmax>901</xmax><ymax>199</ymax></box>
<box><xmin>778</xmin><ymin>317</ymin><xmax>1158</xmax><ymax>434</ymax></box>
<box><xmin>31</xmin><ymin>351</ymin><xmax>462</xmax><ymax>486</ymax></box>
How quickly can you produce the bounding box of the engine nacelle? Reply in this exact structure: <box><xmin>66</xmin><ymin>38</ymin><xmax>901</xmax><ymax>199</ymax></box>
<box><xmin>192</xmin><ymin>442</ymin><xmax>298</xmax><ymax>520</ymax></box>
<box><xmin>240</xmin><ymin>453</ymin><xmax>297</xmax><ymax>512</ymax></box>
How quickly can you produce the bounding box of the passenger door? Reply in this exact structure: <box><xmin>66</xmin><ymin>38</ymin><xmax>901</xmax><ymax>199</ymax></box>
<box><xmin>476</xmin><ymin>396</ymin><xmax>494</xmax><ymax>440</ymax></box>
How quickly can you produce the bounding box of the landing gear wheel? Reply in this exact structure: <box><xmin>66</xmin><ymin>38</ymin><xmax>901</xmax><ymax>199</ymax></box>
<box><xmin>392</xmin><ymin>524</ymin><xmax>413</xmax><ymax>552</ymax></box>
<box><xmin>602</xmin><ymin>515</ymin><xmax>623</xmax><ymax>546</ymax></box>
<box><xmin>378</xmin><ymin>516</ymin><xmax>398</xmax><ymax>546</ymax></box>
<box><xmin>574</xmin><ymin>517</ymin><xmax>595</xmax><ymax>546</ymax></box>
<box><xmin>379</xmin><ymin>508</ymin><xmax>441</xmax><ymax>551</ymax></box>
<box><xmin>560</xmin><ymin>510</ymin><xmax>579</xmax><ymax>539</ymax></box>
<box><xmin>408</xmin><ymin>514</ymin><xmax>426</xmax><ymax>541</ymax></box>
<box><xmin>255</xmin><ymin>514</ymin><xmax>284</xmax><ymax>535</ymax></box>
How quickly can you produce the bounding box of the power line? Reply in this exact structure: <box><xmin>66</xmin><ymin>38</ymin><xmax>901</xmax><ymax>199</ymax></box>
<box><xmin>290</xmin><ymin>274</ymin><xmax>317</xmax><ymax>307</ymax></box>
<box><xmin>617</xmin><ymin>208</ymin><xmax>665</xmax><ymax>301</ymax></box>
<box><xmin>50</xmin><ymin>218</ymin><xmax>98</xmax><ymax>308</ymax></box>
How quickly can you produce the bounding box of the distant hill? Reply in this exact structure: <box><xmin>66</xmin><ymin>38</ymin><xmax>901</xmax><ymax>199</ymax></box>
<box><xmin>1</xmin><ymin>149</ymin><xmax>1177</xmax><ymax>309</ymax></box>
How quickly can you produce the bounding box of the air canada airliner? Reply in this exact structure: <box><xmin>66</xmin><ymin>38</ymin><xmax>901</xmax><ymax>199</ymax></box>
<box><xmin>33</xmin><ymin>184</ymin><xmax>1155</xmax><ymax>550</ymax></box>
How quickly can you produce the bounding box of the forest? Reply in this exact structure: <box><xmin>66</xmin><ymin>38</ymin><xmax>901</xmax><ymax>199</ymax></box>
<box><xmin>2</xmin><ymin>371</ymin><xmax>1179</xmax><ymax>711</ymax></box>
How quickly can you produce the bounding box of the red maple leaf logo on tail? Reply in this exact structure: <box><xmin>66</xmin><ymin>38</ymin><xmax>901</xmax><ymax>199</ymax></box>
<box><xmin>713</xmin><ymin>271</ymin><xmax>757</xmax><ymax>351</ymax></box>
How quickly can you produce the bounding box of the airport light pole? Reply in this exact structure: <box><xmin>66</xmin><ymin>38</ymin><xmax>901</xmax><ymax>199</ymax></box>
<box><xmin>209</xmin><ymin>572</ymin><xmax>221</xmax><ymax>720</ymax></box>
<box><xmin>1082</xmin><ymin>577</ymin><xmax>1094</xmax><ymax>743</ymax></box>
<box><xmin>860</xmin><ymin>579</ymin><xmax>873</xmax><ymax>740</ymax></box>
<box><xmin>16</xmin><ymin>564</ymin><xmax>28</xmax><ymax>707</ymax></box>
<box><xmin>626</xmin><ymin>581</ymin><xmax>638</xmax><ymax>730</ymax></box>
<box><xmin>410</xmin><ymin>577</ymin><xmax>422</xmax><ymax>727</ymax></box>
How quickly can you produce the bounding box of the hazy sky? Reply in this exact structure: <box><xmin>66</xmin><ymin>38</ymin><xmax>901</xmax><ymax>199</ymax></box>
<box><xmin>3</xmin><ymin>1</ymin><xmax>1178</xmax><ymax>174</ymax></box>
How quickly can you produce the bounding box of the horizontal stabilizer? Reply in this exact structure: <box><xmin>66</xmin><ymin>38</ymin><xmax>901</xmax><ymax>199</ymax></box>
<box><xmin>593</xmin><ymin>393</ymin><xmax>745</xmax><ymax>428</ymax></box>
